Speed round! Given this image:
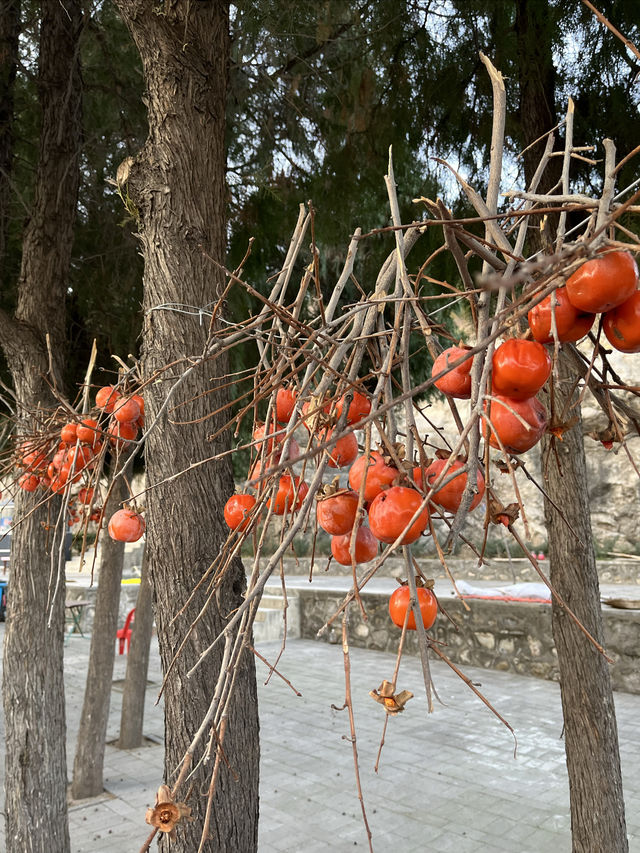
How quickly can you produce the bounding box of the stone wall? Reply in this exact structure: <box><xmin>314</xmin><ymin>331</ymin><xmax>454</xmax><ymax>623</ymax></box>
<box><xmin>278</xmin><ymin>555</ymin><xmax>640</xmax><ymax>584</ymax></box>
<box><xmin>296</xmin><ymin>588</ymin><xmax>640</xmax><ymax>694</ymax></box>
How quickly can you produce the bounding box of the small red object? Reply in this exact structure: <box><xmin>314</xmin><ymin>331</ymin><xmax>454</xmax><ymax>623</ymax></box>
<box><xmin>117</xmin><ymin>607</ymin><xmax>136</xmax><ymax>654</ymax></box>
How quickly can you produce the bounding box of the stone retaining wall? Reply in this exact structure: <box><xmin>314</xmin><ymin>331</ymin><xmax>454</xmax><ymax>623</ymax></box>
<box><xmin>296</xmin><ymin>588</ymin><xmax>640</xmax><ymax>694</ymax></box>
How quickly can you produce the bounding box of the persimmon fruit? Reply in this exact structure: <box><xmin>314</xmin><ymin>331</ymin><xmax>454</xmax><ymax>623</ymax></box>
<box><xmin>368</xmin><ymin>486</ymin><xmax>429</xmax><ymax>545</ymax></box>
<box><xmin>388</xmin><ymin>585</ymin><xmax>437</xmax><ymax>631</ymax></box>
<box><xmin>107</xmin><ymin>420</ymin><xmax>139</xmax><ymax>447</ymax></box>
<box><xmin>316</xmin><ymin>490</ymin><xmax>360</xmax><ymax>536</ymax></box>
<box><xmin>18</xmin><ymin>473</ymin><xmax>40</xmax><ymax>492</ymax></box>
<box><xmin>331</xmin><ymin>526</ymin><xmax>378</xmax><ymax>565</ymax></box>
<box><xmin>276</xmin><ymin>387</ymin><xmax>297</xmax><ymax>424</ymax></box>
<box><xmin>108</xmin><ymin>509</ymin><xmax>146</xmax><ymax>542</ymax></box>
<box><xmin>431</xmin><ymin>346</ymin><xmax>473</xmax><ymax>399</ymax></box>
<box><xmin>491</xmin><ymin>339</ymin><xmax>551</xmax><ymax>400</ymax></box>
<box><xmin>78</xmin><ymin>487</ymin><xmax>95</xmax><ymax>505</ymax></box>
<box><xmin>60</xmin><ymin>423</ymin><xmax>78</xmax><ymax>444</ymax></box>
<box><xmin>348</xmin><ymin>451</ymin><xmax>398</xmax><ymax>502</ymax></box>
<box><xmin>528</xmin><ymin>286</ymin><xmax>595</xmax><ymax>343</ymax></box>
<box><xmin>603</xmin><ymin>291</ymin><xmax>640</xmax><ymax>353</ymax></box>
<box><xmin>76</xmin><ymin>418</ymin><xmax>101</xmax><ymax>445</ymax></box>
<box><xmin>565</xmin><ymin>250</ymin><xmax>638</xmax><ymax>314</ymax></box>
<box><xmin>95</xmin><ymin>385</ymin><xmax>121</xmax><ymax>413</ymax></box>
<box><xmin>268</xmin><ymin>475</ymin><xmax>309</xmax><ymax>515</ymax></box>
<box><xmin>323</xmin><ymin>429</ymin><xmax>359</xmax><ymax>469</ymax></box>
<box><xmin>418</xmin><ymin>457</ymin><xmax>485</xmax><ymax>513</ymax></box>
<box><xmin>484</xmin><ymin>395</ymin><xmax>548</xmax><ymax>455</ymax></box>
<box><xmin>113</xmin><ymin>396</ymin><xmax>141</xmax><ymax>424</ymax></box>
<box><xmin>335</xmin><ymin>391</ymin><xmax>371</xmax><ymax>426</ymax></box>
<box><xmin>224</xmin><ymin>494</ymin><xmax>257</xmax><ymax>531</ymax></box>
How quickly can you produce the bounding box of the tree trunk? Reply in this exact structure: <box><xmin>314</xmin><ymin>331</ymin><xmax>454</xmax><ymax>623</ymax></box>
<box><xmin>71</xmin><ymin>457</ymin><xmax>131</xmax><ymax>799</ymax></box>
<box><xmin>514</xmin><ymin>4</ymin><xmax>628</xmax><ymax>848</ymax></box>
<box><xmin>0</xmin><ymin>0</ymin><xmax>19</xmax><ymax>272</ymax></box>
<box><xmin>0</xmin><ymin>3</ymin><xmax>82</xmax><ymax>851</ymax></box>
<box><xmin>542</xmin><ymin>355</ymin><xmax>628</xmax><ymax>852</ymax></box>
<box><xmin>515</xmin><ymin>0</ymin><xmax>560</xmax><ymax>189</ymax></box>
<box><xmin>113</xmin><ymin>2</ymin><xmax>260</xmax><ymax>849</ymax></box>
<box><xmin>117</xmin><ymin>546</ymin><xmax>153</xmax><ymax>750</ymax></box>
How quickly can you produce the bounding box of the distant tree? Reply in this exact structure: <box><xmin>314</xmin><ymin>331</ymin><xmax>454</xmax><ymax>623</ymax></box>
<box><xmin>71</xmin><ymin>452</ymin><xmax>134</xmax><ymax>799</ymax></box>
<box><xmin>117</xmin><ymin>547</ymin><xmax>154</xmax><ymax>750</ymax></box>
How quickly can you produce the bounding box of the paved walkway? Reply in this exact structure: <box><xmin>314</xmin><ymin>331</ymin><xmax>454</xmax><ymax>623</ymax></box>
<box><xmin>1</xmin><ymin>627</ymin><xmax>640</xmax><ymax>852</ymax></box>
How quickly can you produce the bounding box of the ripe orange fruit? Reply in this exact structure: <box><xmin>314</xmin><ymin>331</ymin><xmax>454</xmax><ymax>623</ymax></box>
<box><xmin>483</xmin><ymin>395</ymin><xmax>548</xmax><ymax>454</ymax></box>
<box><xmin>368</xmin><ymin>486</ymin><xmax>429</xmax><ymax>545</ymax></box>
<box><xmin>108</xmin><ymin>509</ymin><xmax>145</xmax><ymax>542</ymax></box>
<box><xmin>95</xmin><ymin>385</ymin><xmax>121</xmax><ymax>413</ymax></box>
<box><xmin>566</xmin><ymin>250</ymin><xmax>638</xmax><ymax>314</ymax></box>
<box><xmin>388</xmin><ymin>585</ymin><xmax>437</xmax><ymax>631</ymax></box>
<box><xmin>431</xmin><ymin>346</ymin><xmax>473</xmax><ymax>398</ymax></box>
<box><xmin>491</xmin><ymin>339</ymin><xmax>551</xmax><ymax>401</ymax></box>
<box><xmin>331</xmin><ymin>527</ymin><xmax>378</xmax><ymax>565</ymax></box>
<box><xmin>224</xmin><ymin>494</ymin><xmax>257</xmax><ymax>531</ymax></box>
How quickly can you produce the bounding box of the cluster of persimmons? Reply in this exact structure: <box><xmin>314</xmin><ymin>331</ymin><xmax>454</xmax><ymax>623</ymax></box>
<box><xmin>14</xmin><ymin>384</ymin><xmax>145</xmax><ymax>543</ymax></box>
<box><xmin>224</xmin><ymin>249</ymin><xmax>639</xmax><ymax>632</ymax></box>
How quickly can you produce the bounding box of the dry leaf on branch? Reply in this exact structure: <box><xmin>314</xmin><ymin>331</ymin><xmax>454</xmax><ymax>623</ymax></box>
<box><xmin>145</xmin><ymin>784</ymin><xmax>193</xmax><ymax>841</ymax></box>
<box><xmin>488</xmin><ymin>496</ymin><xmax>520</xmax><ymax>527</ymax></box>
<box><xmin>369</xmin><ymin>679</ymin><xmax>414</xmax><ymax>715</ymax></box>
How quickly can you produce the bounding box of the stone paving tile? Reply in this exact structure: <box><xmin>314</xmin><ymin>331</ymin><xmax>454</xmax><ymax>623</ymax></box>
<box><xmin>1</xmin><ymin>630</ymin><xmax>640</xmax><ymax>851</ymax></box>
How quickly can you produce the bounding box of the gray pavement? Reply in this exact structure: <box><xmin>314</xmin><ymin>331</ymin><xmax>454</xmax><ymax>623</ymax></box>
<box><xmin>1</xmin><ymin>627</ymin><xmax>640</xmax><ymax>852</ymax></box>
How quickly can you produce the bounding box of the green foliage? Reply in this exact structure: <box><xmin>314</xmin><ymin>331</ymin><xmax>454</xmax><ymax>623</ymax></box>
<box><xmin>229</xmin><ymin>0</ymin><xmax>639</xmax><ymax>254</ymax></box>
<box><xmin>68</xmin><ymin>3</ymin><xmax>147</xmax><ymax>389</ymax></box>
<box><xmin>0</xmin><ymin>1</ymin><xmax>147</xmax><ymax>401</ymax></box>
<box><xmin>3</xmin><ymin>0</ymin><xmax>638</xmax><ymax>412</ymax></box>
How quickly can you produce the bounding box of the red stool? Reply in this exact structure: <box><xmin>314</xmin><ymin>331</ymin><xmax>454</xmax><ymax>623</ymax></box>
<box><xmin>117</xmin><ymin>607</ymin><xmax>136</xmax><ymax>654</ymax></box>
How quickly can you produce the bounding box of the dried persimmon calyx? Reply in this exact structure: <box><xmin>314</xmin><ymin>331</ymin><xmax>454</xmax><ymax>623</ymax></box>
<box><xmin>369</xmin><ymin>680</ymin><xmax>414</xmax><ymax>715</ymax></box>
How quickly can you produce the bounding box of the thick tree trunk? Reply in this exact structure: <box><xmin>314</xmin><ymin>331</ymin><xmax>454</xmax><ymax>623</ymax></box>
<box><xmin>117</xmin><ymin>546</ymin><xmax>153</xmax><ymax>750</ymax></box>
<box><xmin>542</xmin><ymin>355</ymin><xmax>628</xmax><ymax>852</ymax></box>
<box><xmin>113</xmin><ymin>2</ymin><xmax>259</xmax><ymax>849</ymax></box>
<box><xmin>0</xmin><ymin>3</ymin><xmax>82</xmax><ymax>851</ymax></box>
<box><xmin>3</xmin><ymin>480</ymin><xmax>69</xmax><ymax>852</ymax></box>
<box><xmin>71</xmin><ymin>459</ymin><xmax>131</xmax><ymax>799</ymax></box>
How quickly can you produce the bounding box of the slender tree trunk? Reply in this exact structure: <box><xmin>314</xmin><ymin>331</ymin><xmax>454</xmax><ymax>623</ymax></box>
<box><xmin>113</xmin><ymin>2</ymin><xmax>259</xmax><ymax>849</ymax></box>
<box><xmin>542</xmin><ymin>355</ymin><xmax>628</xmax><ymax>852</ymax></box>
<box><xmin>0</xmin><ymin>2</ymin><xmax>82</xmax><ymax>851</ymax></box>
<box><xmin>71</xmin><ymin>457</ymin><xmax>131</xmax><ymax>799</ymax></box>
<box><xmin>515</xmin><ymin>3</ymin><xmax>628</xmax><ymax>846</ymax></box>
<box><xmin>117</xmin><ymin>546</ymin><xmax>153</xmax><ymax>750</ymax></box>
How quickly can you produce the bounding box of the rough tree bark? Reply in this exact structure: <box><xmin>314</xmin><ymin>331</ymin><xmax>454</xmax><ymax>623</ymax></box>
<box><xmin>516</xmin><ymin>1</ymin><xmax>628</xmax><ymax>848</ymax></box>
<box><xmin>515</xmin><ymin>0</ymin><xmax>559</xmax><ymax>188</ymax></box>
<box><xmin>0</xmin><ymin>2</ymin><xmax>82</xmax><ymax>851</ymax></box>
<box><xmin>542</xmin><ymin>356</ymin><xmax>628</xmax><ymax>852</ymax></box>
<box><xmin>71</xmin><ymin>455</ymin><xmax>132</xmax><ymax>799</ymax></box>
<box><xmin>0</xmin><ymin>0</ymin><xmax>19</xmax><ymax>273</ymax></box>
<box><xmin>113</xmin><ymin>2</ymin><xmax>260</xmax><ymax>849</ymax></box>
<box><xmin>117</xmin><ymin>547</ymin><xmax>153</xmax><ymax>750</ymax></box>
